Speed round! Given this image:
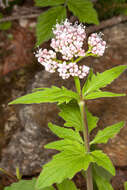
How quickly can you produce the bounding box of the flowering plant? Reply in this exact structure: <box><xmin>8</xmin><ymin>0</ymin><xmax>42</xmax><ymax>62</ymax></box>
<box><xmin>9</xmin><ymin>20</ymin><xmax>127</xmax><ymax>190</ymax></box>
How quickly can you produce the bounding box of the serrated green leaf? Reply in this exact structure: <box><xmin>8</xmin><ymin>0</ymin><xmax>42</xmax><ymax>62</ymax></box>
<box><xmin>84</xmin><ymin>91</ymin><xmax>126</xmax><ymax>100</ymax></box>
<box><xmin>85</xmin><ymin>106</ymin><xmax>99</xmax><ymax>133</ymax></box>
<box><xmin>91</xmin><ymin>150</ymin><xmax>115</xmax><ymax>176</ymax></box>
<box><xmin>48</xmin><ymin>123</ymin><xmax>83</xmax><ymax>143</ymax></box>
<box><xmin>90</xmin><ymin>121</ymin><xmax>125</xmax><ymax>145</ymax></box>
<box><xmin>83</xmin><ymin>65</ymin><xmax>127</xmax><ymax>96</ymax></box>
<box><xmin>45</xmin><ymin>139</ymin><xmax>84</xmax><ymax>152</ymax></box>
<box><xmin>67</xmin><ymin>0</ymin><xmax>99</xmax><ymax>24</ymax></box>
<box><xmin>124</xmin><ymin>181</ymin><xmax>127</xmax><ymax>190</ymax></box>
<box><xmin>9</xmin><ymin>86</ymin><xmax>79</xmax><ymax>105</ymax></box>
<box><xmin>35</xmin><ymin>0</ymin><xmax>65</xmax><ymax>7</ymax></box>
<box><xmin>57</xmin><ymin>179</ymin><xmax>78</xmax><ymax>190</ymax></box>
<box><xmin>5</xmin><ymin>178</ymin><xmax>36</xmax><ymax>190</ymax></box>
<box><xmin>36</xmin><ymin>148</ymin><xmax>92</xmax><ymax>189</ymax></box>
<box><xmin>59</xmin><ymin>101</ymin><xmax>99</xmax><ymax>133</ymax></box>
<box><xmin>36</xmin><ymin>6</ymin><xmax>66</xmax><ymax>45</ymax></box>
<box><xmin>93</xmin><ymin>165</ymin><xmax>114</xmax><ymax>190</ymax></box>
<box><xmin>59</xmin><ymin>101</ymin><xmax>82</xmax><ymax>131</ymax></box>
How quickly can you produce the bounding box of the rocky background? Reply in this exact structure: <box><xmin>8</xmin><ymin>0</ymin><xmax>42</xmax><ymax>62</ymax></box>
<box><xmin>0</xmin><ymin>16</ymin><xmax>127</xmax><ymax>190</ymax></box>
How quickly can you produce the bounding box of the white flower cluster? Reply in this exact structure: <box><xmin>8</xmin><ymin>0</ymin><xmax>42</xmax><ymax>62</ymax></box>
<box><xmin>35</xmin><ymin>49</ymin><xmax>58</xmax><ymax>73</ymax></box>
<box><xmin>35</xmin><ymin>20</ymin><xmax>106</xmax><ymax>80</ymax></box>
<box><xmin>35</xmin><ymin>48</ymin><xmax>89</xmax><ymax>79</ymax></box>
<box><xmin>51</xmin><ymin>19</ymin><xmax>86</xmax><ymax>60</ymax></box>
<box><xmin>58</xmin><ymin>62</ymin><xmax>89</xmax><ymax>79</ymax></box>
<box><xmin>88</xmin><ymin>33</ymin><xmax>106</xmax><ymax>56</ymax></box>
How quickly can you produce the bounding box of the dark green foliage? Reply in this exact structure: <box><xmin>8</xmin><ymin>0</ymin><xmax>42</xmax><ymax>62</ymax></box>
<box><xmin>67</xmin><ymin>0</ymin><xmax>99</xmax><ymax>24</ymax></box>
<box><xmin>35</xmin><ymin>0</ymin><xmax>99</xmax><ymax>45</ymax></box>
<box><xmin>95</xmin><ymin>0</ymin><xmax>127</xmax><ymax>20</ymax></box>
<box><xmin>36</xmin><ymin>6</ymin><xmax>67</xmax><ymax>45</ymax></box>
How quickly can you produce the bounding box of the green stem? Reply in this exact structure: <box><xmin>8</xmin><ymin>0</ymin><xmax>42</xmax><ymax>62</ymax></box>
<box><xmin>75</xmin><ymin>49</ymin><xmax>93</xmax><ymax>64</ymax></box>
<box><xmin>74</xmin><ymin>77</ymin><xmax>93</xmax><ymax>190</ymax></box>
<box><xmin>79</xmin><ymin>101</ymin><xmax>93</xmax><ymax>190</ymax></box>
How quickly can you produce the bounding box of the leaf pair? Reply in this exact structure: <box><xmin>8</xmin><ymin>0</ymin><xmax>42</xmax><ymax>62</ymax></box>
<box><xmin>37</xmin><ymin>147</ymin><xmax>115</xmax><ymax>189</ymax></box>
<box><xmin>35</xmin><ymin>0</ymin><xmax>99</xmax><ymax>45</ymax></box>
<box><xmin>9</xmin><ymin>65</ymin><xmax>127</xmax><ymax>105</ymax></box>
<box><xmin>36</xmin><ymin>121</ymin><xmax>115</xmax><ymax>189</ymax></box>
<box><xmin>83</xmin><ymin>65</ymin><xmax>127</xmax><ymax>100</ymax></box>
<box><xmin>59</xmin><ymin>101</ymin><xmax>125</xmax><ymax>146</ymax></box>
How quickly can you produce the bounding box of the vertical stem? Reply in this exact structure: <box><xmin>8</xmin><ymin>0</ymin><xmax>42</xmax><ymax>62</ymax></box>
<box><xmin>74</xmin><ymin>77</ymin><xmax>93</xmax><ymax>190</ymax></box>
<box><xmin>79</xmin><ymin>101</ymin><xmax>93</xmax><ymax>190</ymax></box>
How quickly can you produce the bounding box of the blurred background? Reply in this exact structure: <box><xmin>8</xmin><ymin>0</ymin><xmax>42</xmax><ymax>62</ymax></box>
<box><xmin>0</xmin><ymin>0</ymin><xmax>127</xmax><ymax>189</ymax></box>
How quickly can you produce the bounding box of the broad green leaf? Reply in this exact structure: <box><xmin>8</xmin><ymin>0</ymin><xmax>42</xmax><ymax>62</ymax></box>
<box><xmin>83</xmin><ymin>65</ymin><xmax>127</xmax><ymax>96</ymax></box>
<box><xmin>91</xmin><ymin>150</ymin><xmax>115</xmax><ymax>176</ymax></box>
<box><xmin>5</xmin><ymin>178</ymin><xmax>55</xmax><ymax>190</ymax></box>
<box><xmin>36</xmin><ymin>148</ymin><xmax>92</xmax><ymax>189</ymax></box>
<box><xmin>67</xmin><ymin>0</ymin><xmax>99</xmax><ymax>24</ymax></box>
<box><xmin>57</xmin><ymin>179</ymin><xmax>78</xmax><ymax>190</ymax></box>
<box><xmin>93</xmin><ymin>165</ymin><xmax>113</xmax><ymax>190</ymax></box>
<box><xmin>59</xmin><ymin>101</ymin><xmax>82</xmax><ymax>131</ymax></box>
<box><xmin>84</xmin><ymin>91</ymin><xmax>126</xmax><ymax>100</ymax></box>
<box><xmin>48</xmin><ymin>123</ymin><xmax>83</xmax><ymax>143</ymax></box>
<box><xmin>45</xmin><ymin>139</ymin><xmax>84</xmax><ymax>152</ymax></box>
<box><xmin>35</xmin><ymin>0</ymin><xmax>65</xmax><ymax>7</ymax></box>
<box><xmin>90</xmin><ymin>121</ymin><xmax>125</xmax><ymax>145</ymax></box>
<box><xmin>124</xmin><ymin>181</ymin><xmax>127</xmax><ymax>190</ymax></box>
<box><xmin>59</xmin><ymin>102</ymin><xmax>99</xmax><ymax>133</ymax></box>
<box><xmin>9</xmin><ymin>86</ymin><xmax>79</xmax><ymax>105</ymax></box>
<box><xmin>85</xmin><ymin>106</ymin><xmax>99</xmax><ymax>133</ymax></box>
<box><xmin>5</xmin><ymin>178</ymin><xmax>36</xmax><ymax>190</ymax></box>
<box><xmin>36</xmin><ymin>6</ymin><xmax>66</xmax><ymax>45</ymax></box>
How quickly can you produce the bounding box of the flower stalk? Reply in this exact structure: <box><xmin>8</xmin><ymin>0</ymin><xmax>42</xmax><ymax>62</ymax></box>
<box><xmin>74</xmin><ymin>76</ymin><xmax>93</xmax><ymax>190</ymax></box>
